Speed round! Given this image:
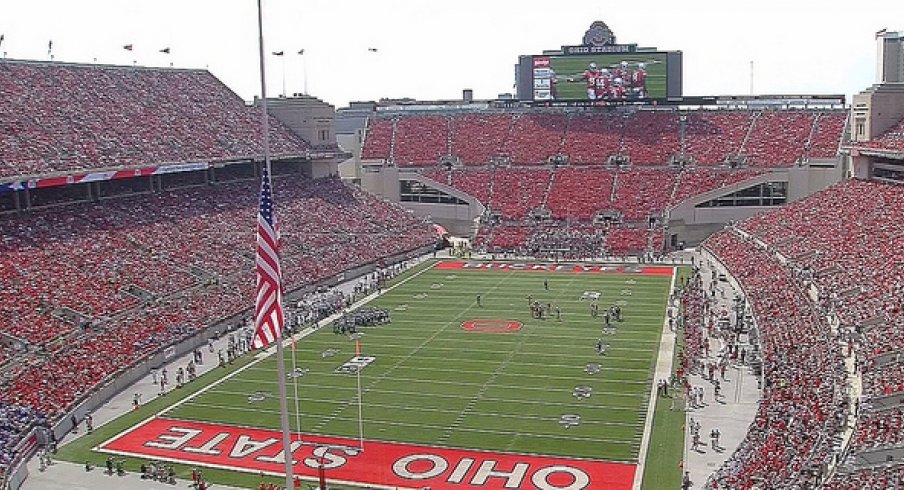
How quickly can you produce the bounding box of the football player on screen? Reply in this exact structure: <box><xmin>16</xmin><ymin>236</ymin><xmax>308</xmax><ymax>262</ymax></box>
<box><xmin>583</xmin><ymin>62</ymin><xmax>600</xmax><ymax>100</ymax></box>
<box><xmin>631</xmin><ymin>63</ymin><xmax>648</xmax><ymax>98</ymax></box>
<box><xmin>594</xmin><ymin>68</ymin><xmax>611</xmax><ymax>100</ymax></box>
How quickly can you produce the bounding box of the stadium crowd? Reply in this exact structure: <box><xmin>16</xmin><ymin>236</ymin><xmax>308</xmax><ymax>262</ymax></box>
<box><xmin>363</xmin><ymin>109</ymin><xmax>846</xmax><ymax>167</ymax></box>
<box><xmin>0</xmin><ymin>403</ymin><xmax>46</xmax><ymax>468</ymax></box>
<box><xmin>703</xmin><ymin>230</ymin><xmax>847</xmax><ymax>489</ymax></box>
<box><xmin>0</xmin><ymin>174</ymin><xmax>433</xmax><ymax>467</ymax></box>
<box><xmin>698</xmin><ymin>178</ymin><xmax>904</xmax><ymax>489</ymax></box>
<box><xmin>0</xmin><ymin>61</ymin><xmax>310</xmax><ymax>179</ymax></box>
<box><xmin>424</xmin><ymin>165</ymin><xmax>766</xmax><ymax>256</ymax></box>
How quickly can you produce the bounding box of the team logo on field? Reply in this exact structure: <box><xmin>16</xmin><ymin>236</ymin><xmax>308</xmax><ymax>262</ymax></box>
<box><xmin>247</xmin><ymin>391</ymin><xmax>273</xmax><ymax>403</ymax></box>
<box><xmin>573</xmin><ymin>386</ymin><xmax>593</xmax><ymax>400</ymax></box>
<box><xmin>335</xmin><ymin>356</ymin><xmax>376</xmax><ymax>375</ymax></box>
<box><xmin>559</xmin><ymin>414</ymin><xmax>582</xmax><ymax>429</ymax></box>
<box><xmin>460</xmin><ymin>319</ymin><xmax>523</xmax><ymax>333</ymax></box>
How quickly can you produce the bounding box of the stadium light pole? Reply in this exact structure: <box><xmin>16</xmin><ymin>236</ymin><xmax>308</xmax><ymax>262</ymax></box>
<box><xmin>350</xmin><ymin>332</ymin><xmax>365</xmax><ymax>450</ymax></box>
<box><xmin>281</xmin><ymin>53</ymin><xmax>287</xmax><ymax>97</ymax></box>
<box><xmin>297</xmin><ymin>49</ymin><xmax>307</xmax><ymax>95</ymax></box>
<box><xmin>256</xmin><ymin>0</ymin><xmax>295</xmax><ymax>488</ymax></box>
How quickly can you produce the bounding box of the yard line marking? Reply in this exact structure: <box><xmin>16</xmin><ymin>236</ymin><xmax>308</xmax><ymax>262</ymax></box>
<box><xmin>178</xmin><ymin>399</ymin><xmax>644</xmax><ymax>428</ymax></box>
<box><xmin>220</xmin><ymin>375</ymin><xmax>650</xmax><ymax>391</ymax></box>
<box><xmin>177</xmin><ymin>402</ymin><xmax>643</xmax><ymax>446</ymax></box>
<box><xmin>245</xmin><ymin>361</ymin><xmax>651</xmax><ymax>376</ymax></box>
<box><xmin>203</xmin><ymin>387</ymin><xmax>648</xmax><ymax>412</ymax></box>
<box><xmin>202</xmin><ymin>386</ymin><xmax>646</xmax><ymax>407</ymax></box>
<box><xmin>302</xmin><ymin>340</ymin><xmax>657</xmax><ymax>355</ymax></box>
<box><xmin>436</xmin><ymin>331</ymin><xmax>524</xmax><ymax>444</ymax></box>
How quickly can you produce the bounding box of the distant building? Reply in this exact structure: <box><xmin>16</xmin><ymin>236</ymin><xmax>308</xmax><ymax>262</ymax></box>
<box><xmin>876</xmin><ymin>29</ymin><xmax>904</xmax><ymax>84</ymax></box>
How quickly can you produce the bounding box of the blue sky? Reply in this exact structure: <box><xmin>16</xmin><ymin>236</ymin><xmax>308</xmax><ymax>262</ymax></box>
<box><xmin>0</xmin><ymin>0</ymin><xmax>900</xmax><ymax>106</ymax></box>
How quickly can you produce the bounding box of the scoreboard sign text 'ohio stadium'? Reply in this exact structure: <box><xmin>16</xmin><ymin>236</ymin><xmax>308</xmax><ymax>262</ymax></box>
<box><xmin>100</xmin><ymin>418</ymin><xmax>635</xmax><ymax>489</ymax></box>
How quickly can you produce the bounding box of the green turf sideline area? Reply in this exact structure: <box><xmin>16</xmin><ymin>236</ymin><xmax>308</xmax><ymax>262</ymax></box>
<box><xmin>164</xmin><ymin>262</ymin><xmax>672</xmax><ymax>464</ymax></box>
<box><xmin>640</xmin><ymin>265</ymin><xmax>692</xmax><ymax>490</ymax></box>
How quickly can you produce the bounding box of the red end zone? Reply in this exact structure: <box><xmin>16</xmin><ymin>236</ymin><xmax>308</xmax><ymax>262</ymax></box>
<box><xmin>100</xmin><ymin>417</ymin><xmax>635</xmax><ymax>489</ymax></box>
<box><xmin>436</xmin><ymin>261</ymin><xmax>673</xmax><ymax>276</ymax></box>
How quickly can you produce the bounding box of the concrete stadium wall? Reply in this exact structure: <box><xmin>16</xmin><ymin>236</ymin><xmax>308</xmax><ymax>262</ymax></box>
<box><xmin>667</xmin><ymin>164</ymin><xmax>843</xmax><ymax>247</ymax></box>
<box><xmin>397</xmin><ymin>172</ymin><xmax>485</xmax><ymax>237</ymax></box>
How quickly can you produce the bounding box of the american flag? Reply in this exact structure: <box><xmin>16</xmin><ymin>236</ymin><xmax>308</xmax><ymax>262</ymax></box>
<box><xmin>253</xmin><ymin>167</ymin><xmax>284</xmax><ymax>349</ymax></box>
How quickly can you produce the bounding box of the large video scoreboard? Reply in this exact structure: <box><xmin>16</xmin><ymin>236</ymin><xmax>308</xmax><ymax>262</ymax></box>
<box><xmin>516</xmin><ymin>21</ymin><xmax>683</xmax><ymax>105</ymax></box>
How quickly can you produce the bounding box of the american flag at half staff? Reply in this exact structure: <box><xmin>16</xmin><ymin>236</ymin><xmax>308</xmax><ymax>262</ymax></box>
<box><xmin>253</xmin><ymin>166</ymin><xmax>284</xmax><ymax>349</ymax></box>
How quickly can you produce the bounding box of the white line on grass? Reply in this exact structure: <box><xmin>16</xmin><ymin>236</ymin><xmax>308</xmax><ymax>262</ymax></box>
<box><xmin>204</xmin><ymin>387</ymin><xmax>647</xmax><ymax>412</ymax></box>
<box><xmin>179</xmin><ymin>399</ymin><xmax>643</xmax><ymax>428</ymax></box>
<box><xmin>176</xmin><ymin>402</ymin><xmax>642</xmax><ymax>447</ymax></box>
<box><xmin>222</xmin><ymin>375</ymin><xmax>651</xmax><ymax>391</ymax></box>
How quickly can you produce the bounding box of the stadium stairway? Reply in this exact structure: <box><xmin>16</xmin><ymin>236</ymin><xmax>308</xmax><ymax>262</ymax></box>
<box><xmin>539</xmin><ymin>168</ymin><xmax>556</xmax><ymax>210</ymax></box>
<box><xmin>389</xmin><ymin>117</ymin><xmax>399</xmax><ymax>163</ymax></box>
<box><xmin>737</xmin><ymin>111</ymin><xmax>761</xmax><ymax>157</ymax></box>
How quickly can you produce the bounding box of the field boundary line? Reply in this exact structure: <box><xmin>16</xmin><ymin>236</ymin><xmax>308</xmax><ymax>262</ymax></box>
<box><xmin>633</xmin><ymin>266</ymin><xmax>679</xmax><ymax>490</ymax></box>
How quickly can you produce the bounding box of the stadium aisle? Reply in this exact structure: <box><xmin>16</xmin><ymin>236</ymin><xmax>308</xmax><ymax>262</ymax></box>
<box><xmin>682</xmin><ymin>251</ymin><xmax>761</xmax><ymax>489</ymax></box>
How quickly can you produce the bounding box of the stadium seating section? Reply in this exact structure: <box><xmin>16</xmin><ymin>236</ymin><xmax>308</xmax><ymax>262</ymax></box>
<box><xmin>858</xmin><ymin>115</ymin><xmax>904</xmax><ymax>153</ymax></box>
<box><xmin>422</xmin><ymin>165</ymin><xmax>766</xmax><ymax>256</ymax></box>
<box><xmin>361</xmin><ymin>109</ymin><xmax>846</xmax><ymax>167</ymax></box>
<box><xmin>0</xmin><ymin>61</ymin><xmax>310</xmax><ymax>179</ymax></box>
<box><xmin>0</xmin><ymin>175</ymin><xmax>432</xmax><ymax>465</ymax></box>
<box><xmin>703</xmin><ymin>231</ymin><xmax>845</xmax><ymax>489</ymax></box>
<box><xmin>702</xmin><ymin>179</ymin><xmax>904</xmax><ymax>489</ymax></box>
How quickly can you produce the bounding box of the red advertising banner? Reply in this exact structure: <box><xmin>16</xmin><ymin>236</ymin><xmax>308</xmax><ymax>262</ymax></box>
<box><xmin>100</xmin><ymin>418</ymin><xmax>635</xmax><ymax>489</ymax></box>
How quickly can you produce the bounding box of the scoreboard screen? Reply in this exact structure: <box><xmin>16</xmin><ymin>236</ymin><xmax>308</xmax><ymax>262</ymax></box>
<box><xmin>528</xmin><ymin>52</ymin><xmax>678</xmax><ymax>102</ymax></box>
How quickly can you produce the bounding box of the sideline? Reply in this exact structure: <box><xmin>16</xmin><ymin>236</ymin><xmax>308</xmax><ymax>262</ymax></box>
<box><xmin>632</xmin><ymin>266</ymin><xmax>679</xmax><ymax>490</ymax></box>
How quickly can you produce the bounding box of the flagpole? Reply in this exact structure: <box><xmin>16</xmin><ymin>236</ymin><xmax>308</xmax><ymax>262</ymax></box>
<box><xmin>256</xmin><ymin>0</ymin><xmax>295</xmax><ymax>487</ymax></box>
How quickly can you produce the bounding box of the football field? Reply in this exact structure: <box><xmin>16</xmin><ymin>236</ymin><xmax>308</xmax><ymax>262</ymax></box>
<box><xmin>96</xmin><ymin>260</ymin><xmax>674</xmax><ymax>489</ymax></box>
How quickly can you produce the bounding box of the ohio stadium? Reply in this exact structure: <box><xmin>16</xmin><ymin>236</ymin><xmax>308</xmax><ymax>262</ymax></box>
<box><xmin>1</xmin><ymin>10</ymin><xmax>903</xmax><ymax>490</ymax></box>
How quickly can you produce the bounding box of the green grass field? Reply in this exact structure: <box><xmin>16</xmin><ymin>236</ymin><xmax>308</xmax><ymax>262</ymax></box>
<box><xmin>549</xmin><ymin>53</ymin><xmax>668</xmax><ymax>100</ymax></box>
<box><xmin>165</xmin><ymin>263</ymin><xmax>671</xmax><ymax>462</ymax></box>
<box><xmin>61</xmin><ymin>260</ymin><xmax>680</xmax><ymax>489</ymax></box>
